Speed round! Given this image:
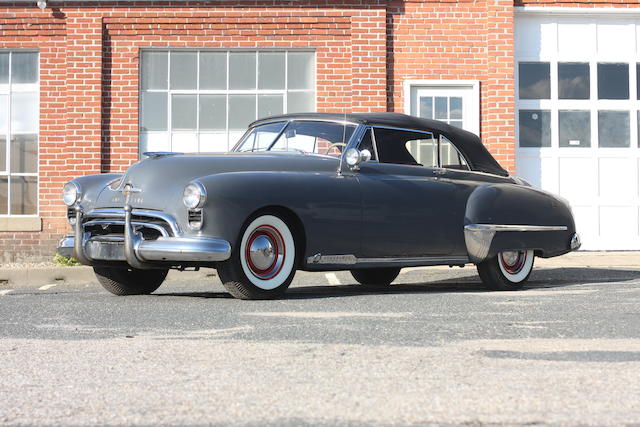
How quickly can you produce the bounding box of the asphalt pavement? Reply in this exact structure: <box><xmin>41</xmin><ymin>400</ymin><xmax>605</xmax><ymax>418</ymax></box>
<box><xmin>1</xmin><ymin>261</ymin><xmax>640</xmax><ymax>426</ymax></box>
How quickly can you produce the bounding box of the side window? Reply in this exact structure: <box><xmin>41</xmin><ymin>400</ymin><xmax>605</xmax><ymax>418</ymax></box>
<box><xmin>372</xmin><ymin>127</ymin><xmax>433</xmax><ymax>166</ymax></box>
<box><xmin>357</xmin><ymin>128</ymin><xmax>378</xmax><ymax>161</ymax></box>
<box><xmin>405</xmin><ymin>137</ymin><xmax>437</xmax><ymax>168</ymax></box>
<box><xmin>439</xmin><ymin>135</ymin><xmax>469</xmax><ymax>170</ymax></box>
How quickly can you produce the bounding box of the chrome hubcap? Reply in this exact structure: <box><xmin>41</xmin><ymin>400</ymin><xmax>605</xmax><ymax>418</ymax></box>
<box><xmin>249</xmin><ymin>235</ymin><xmax>275</xmax><ymax>271</ymax></box>
<box><xmin>499</xmin><ymin>250</ymin><xmax>527</xmax><ymax>275</ymax></box>
<box><xmin>244</xmin><ymin>225</ymin><xmax>286</xmax><ymax>280</ymax></box>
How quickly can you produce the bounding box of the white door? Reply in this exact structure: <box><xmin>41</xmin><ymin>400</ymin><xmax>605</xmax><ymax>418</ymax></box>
<box><xmin>515</xmin><ymin>13</ymin><xmax>640</xmax><ymax>250</ymax></box>
<box><xmin>405</xmin><ymin>81</ymin><xmax>480</xmax><ymax>135</ymax></box>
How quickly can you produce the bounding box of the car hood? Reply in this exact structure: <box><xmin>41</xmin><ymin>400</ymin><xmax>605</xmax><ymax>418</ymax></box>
<box><xmin>94</xmin><ymin>152</ymin><xmax>340</xmax><ymax>210</ymax></box>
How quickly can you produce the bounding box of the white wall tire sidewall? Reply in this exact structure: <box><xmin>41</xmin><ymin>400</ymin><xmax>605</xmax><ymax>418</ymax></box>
<box><xmin>240</xmin><ymin>215</ymin><xmax>295</xmax><ymax>290</ymax></box>
<box><xmin>497</xmin><ymin>250</ymin><xmax>534</xmax><ymax>283</ymax></box>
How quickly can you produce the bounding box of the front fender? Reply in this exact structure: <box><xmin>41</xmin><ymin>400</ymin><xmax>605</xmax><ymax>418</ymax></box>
<box><xmin>464</xmin><ymin>184</ymin><xmax>577</xmax><ymax>262</ymax></box>
<box><xmin>195</xmin><ymin>171</ymin><xmax>361</xmax><ymax>259</ymax></box>
<box><xmin>71</xmin><ymin>173</ymin><xmax>121</xmax><ymax>211</ymax></box>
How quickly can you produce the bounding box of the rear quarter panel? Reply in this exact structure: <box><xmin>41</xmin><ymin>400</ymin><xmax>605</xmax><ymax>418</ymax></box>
<box><xmin>465</xmin><ymin>183</ymin><xmax>576</xmax><ymax>259</ymax></box>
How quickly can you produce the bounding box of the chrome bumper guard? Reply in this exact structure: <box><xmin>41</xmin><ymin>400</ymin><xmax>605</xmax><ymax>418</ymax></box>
<box><xmin>57</xmin><ymin>205</ymin><xmax>231</xmax><ymax>268</ymax></box>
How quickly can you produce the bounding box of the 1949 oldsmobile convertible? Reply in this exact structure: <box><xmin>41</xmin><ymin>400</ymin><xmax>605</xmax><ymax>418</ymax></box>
<box><xmin>57</xmin><ymin>113</ymin><xmax>580</xmax><ymax>299</ymax></box>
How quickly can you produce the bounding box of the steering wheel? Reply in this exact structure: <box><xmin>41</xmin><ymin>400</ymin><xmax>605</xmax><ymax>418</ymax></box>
<box><xmin>324</xmin><ymin>142</ymin><xmax>346</xmax><ymax>155</ymax></box>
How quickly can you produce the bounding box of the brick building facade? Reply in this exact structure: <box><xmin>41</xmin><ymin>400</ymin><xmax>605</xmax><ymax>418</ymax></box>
<box><xmin>1</xmin><ymin>0</ymin><xmax>639</xmax><ymax>261</ymax></box>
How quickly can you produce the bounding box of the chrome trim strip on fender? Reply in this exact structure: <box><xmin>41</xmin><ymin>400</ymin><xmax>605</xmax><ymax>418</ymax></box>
<box><xmin>464</xmin><ymin>224</ymin><xmax>568</xmax><ymax>232</ymax></box>
<box><xmin>307</xmin><ymin>254</ymin><xmax>469</xmax><ymax>267</ymax></box>
<box><xmin>464</xmin><ymin>223</ymin><xmax>569</xmax><ymax>264</ymax></box>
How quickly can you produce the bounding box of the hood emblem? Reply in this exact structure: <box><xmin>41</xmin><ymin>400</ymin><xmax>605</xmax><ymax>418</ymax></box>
<box><xmin>118</xmin><ymin>183</ymin><xmax>142</xmax><ymax>194</ymax></box>
<box><xmin>117</xmin><ymin>183</ymin><xmax>143</xmax><ymax>205</ymax></box>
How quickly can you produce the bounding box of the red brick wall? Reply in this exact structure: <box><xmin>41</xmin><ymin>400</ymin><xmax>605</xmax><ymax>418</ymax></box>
<box><xmin>387</xmin><ymin>0</ymin><xmax>516</xmax><ymax>172</ymax></box>
<box><xmin>516</xmin><ymin>0</ymin><xmax>639</xmax><ymax>6</ymax></box>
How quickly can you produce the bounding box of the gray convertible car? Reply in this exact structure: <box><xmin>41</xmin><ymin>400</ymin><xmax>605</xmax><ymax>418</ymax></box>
<box><xmin>57</xmin><ymin>113</ymin><xmax>580</xmax><ymax>299</ymax></box>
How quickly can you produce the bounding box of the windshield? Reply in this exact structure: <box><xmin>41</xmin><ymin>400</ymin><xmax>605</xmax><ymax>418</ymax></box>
<box><xmin>234</xmin><ymin>121</ymin><xmax>357</xmax><ymax>157</ymax></box>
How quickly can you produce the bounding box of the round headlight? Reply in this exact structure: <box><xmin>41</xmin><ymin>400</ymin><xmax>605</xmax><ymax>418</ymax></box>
<box><xmin>62</xmin><ymin>182</ymin><xmax>80</xmax><ymax>206</ymax></box>
<box><xmin>183</xmin><ymin>182</ymin><xmax>206</xmax><ymax>209</ymax></box>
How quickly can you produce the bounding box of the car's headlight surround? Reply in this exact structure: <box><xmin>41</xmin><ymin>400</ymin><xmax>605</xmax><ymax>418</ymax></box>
<box><xmin>62</xmin><ymin>181</ymin><xmax>81</xmax><ymax>207</ymax></box>
<box><xmin>183</xmin><ymin>182</ymin><xmax>206</xmax><ymax>209</ymax></box>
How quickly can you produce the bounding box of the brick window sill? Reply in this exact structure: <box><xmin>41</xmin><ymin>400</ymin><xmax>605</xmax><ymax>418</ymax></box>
<box><xmin>0</xmin><ymin>217</ymin><xmax>42</xmax><ymax>232</ymax></box>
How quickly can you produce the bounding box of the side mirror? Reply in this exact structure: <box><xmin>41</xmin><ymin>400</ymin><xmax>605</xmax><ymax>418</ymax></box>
<box><xmin>345</xmin><ymin>148</ymin><xmax>372</xmax><ymax>170</ymax></box>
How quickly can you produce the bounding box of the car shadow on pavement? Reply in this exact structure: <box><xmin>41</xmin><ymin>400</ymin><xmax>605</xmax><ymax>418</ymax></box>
<box><xmin>155</xmin><ymin>267</ymin><xmax>640</xmax><ymax>300</ymax></box>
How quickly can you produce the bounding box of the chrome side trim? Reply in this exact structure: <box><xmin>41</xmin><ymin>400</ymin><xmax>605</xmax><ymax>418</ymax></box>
<box><xmin>464</xmin><ymin>223</ymin><xmax>569</xmax><ymax>264</ymax></box>
<box><xmin>464</xmin><ymin>224</ymin><xmax>568</xmax><ymax>232</ymax></box>
<box><xmin>307</xmin><ymin>254</ymin><xmax>469</xmax><ymax>267</ymax></box>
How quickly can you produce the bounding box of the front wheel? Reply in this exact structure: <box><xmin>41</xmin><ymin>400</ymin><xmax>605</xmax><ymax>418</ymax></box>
<box><xmin>350</xmin><ymin>267</ymin><xmax>401</xmax><ymax>289</ymax></box>
<box><xmin>93</xmin><ymin>266</ymin><xmax>168</xmax><ymax>295</ymax></box>
<box><xmin>217</xmin><ymin>214</ymin><xmax>298</xmax><ymax>300</ymax></box>
<box><xmin>476</xmin><ymin>249</ymin><xmax>534</xmax><ymax>291</ymax></box>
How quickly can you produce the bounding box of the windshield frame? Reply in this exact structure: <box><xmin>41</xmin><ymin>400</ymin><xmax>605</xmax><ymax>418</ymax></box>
<box><xmin>231</xmin><ymin>118</ymin><xmax>362</xmax><ymax>155</ymax></box>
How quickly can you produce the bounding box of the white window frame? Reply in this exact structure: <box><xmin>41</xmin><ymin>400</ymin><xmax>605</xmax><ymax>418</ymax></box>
<box><xmin>0</xmin><ymin>50</ymin><xmax>39</xmax><ymax>218</ymax></box>
<box><xmin>403</xmin><ymin>79</ymin><xmax>480</xmax><ymax>136</ymax></box>
<box><xmin>139</xmin><ymin>49</ymin><xmax>316</xmax><ymax>155</ymax></box>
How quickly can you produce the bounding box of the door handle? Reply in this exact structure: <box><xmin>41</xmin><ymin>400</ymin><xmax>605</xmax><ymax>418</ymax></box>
<box><xmin>432</xmin><ymin>168</ymin><xmax>447</xmax><ymax>176</ymax></box>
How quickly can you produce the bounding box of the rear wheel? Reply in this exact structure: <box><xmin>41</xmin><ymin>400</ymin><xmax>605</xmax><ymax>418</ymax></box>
<box><xmin>93</xmin><ymin>266</ymin><xmax>168</xmax><ymax>295</ymax></box>
<box><xmin>477</xmin><ymin>249</ymin><xmax>534</xmax><ymax>291</ymax></box>
<box><xmin>350</xmin><ymin>267</ymin><xmax>401</xmax><ymax>289</ymax></box>
<box><xmin>218</xmin><ymin>213</ymin><xmax>298</xmax><ymax>300</ymax></box>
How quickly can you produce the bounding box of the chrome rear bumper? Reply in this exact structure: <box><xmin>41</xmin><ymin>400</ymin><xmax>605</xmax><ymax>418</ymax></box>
<box><xmin>57</xmin><ymin>205</ymin><xmax>231</xmax><ymax>267</ymax></box>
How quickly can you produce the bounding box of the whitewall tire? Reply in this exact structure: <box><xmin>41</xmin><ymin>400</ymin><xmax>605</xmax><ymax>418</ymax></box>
<box><xmin>477</xmin><ymin>249</ymin><xmax>534</xmax><ymax>291</ymax></box>
<box><xmin>218</xmin><ymin>213</ymin><xmax>298</xmax><ymax>299</ymax></box>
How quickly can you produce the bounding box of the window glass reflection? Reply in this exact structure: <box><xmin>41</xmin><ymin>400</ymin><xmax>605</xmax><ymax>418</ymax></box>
<box><xmin>559</xmin><ymin>111</ymin><xmax>590</xmax><ymax>148</ymax></box>
<box><xmin>598</xmin><ymin>63</ymin><xmax>629</xmax><ymax>100</ymax></box>
<box><xmin>519</xmin><ymin>110</ymin><xmax>551</xmax><ymax>147</ymax></box>
<box><xmin>519</xmin><ymin>62</ymin><xmax>550</xmax><ymax>99</ymax></box>
<box><xmin>558</xmin><ymin>63</ymin><xmax>590</xmax><ymax>100</ymax></box>
<box><xmin>598</xmin><ymin>110</ymin><xmax>629</xmax><ymax>147</ymax></box>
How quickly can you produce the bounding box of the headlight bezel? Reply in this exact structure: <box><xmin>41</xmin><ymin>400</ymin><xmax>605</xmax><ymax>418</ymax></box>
<box><xmin>182</xmin><ymin>182</ymin><xmax>206</xmax><ymax>209</ymax></box>
<box><xmin>62</xmin><ymin>181</ymin><xmax>81</xmax><ymax>207</ymax></box>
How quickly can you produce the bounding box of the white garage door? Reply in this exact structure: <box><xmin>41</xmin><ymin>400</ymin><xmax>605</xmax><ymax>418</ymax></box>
<box><xmin>516</xmin><ymin>11</ymin><xmax>640</xmax><ymax>250</ymax></box>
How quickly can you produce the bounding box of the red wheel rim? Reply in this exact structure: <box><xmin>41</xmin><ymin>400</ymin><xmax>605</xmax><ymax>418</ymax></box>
<box><xmin>244</xmin><ymin>224</ymin><xmax>286</xmax><ymax>280</ymax></box>
<box><xmin>499</xmin><ymin>250</ymin><xmax>527</xmax><ymax>275</ymax></box>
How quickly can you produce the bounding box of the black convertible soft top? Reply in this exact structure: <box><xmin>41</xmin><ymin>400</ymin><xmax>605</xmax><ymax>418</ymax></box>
<box><xmin>251</xmin><ymin>112</ymin><xmax>509</xmax><ymax>177</ymax></box>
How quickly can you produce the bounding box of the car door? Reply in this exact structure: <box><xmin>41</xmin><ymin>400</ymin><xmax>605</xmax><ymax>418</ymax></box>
<box><xmin>355</xmin><ymin>127</ymin><xmax>468</xmax><ymax>258</ymax></box>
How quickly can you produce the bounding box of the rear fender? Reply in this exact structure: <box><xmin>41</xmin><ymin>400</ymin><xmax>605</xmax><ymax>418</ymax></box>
<box><xmin>464</xmin><ymin>184</ymin><xmax>577</xmax><ymax>263</ymax></box>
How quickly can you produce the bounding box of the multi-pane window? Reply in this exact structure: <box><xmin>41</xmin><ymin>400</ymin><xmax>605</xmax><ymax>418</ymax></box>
<box><xmin>139</xmin><ymin>50</ymin><xmax>316</xmax><ymax>154</ymax></box>
<box><xmin>0</xmin><ymin>51</ymin><xmax>38</xmax><ymax>215</ymax></box>
<box><xmin>418</xmin><ymin>96</ymin><xmax>463</xmax><ymax>129</ymax></box>
<box><xmin>518</xmin><ymin>61</ymin><xmax>639</xmax><ymax>149</ymax></box>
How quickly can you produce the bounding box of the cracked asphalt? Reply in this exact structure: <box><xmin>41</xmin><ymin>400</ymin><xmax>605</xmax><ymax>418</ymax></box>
<box><xmin>1</xmin><ymin>265</ymin><xmax>640</xmax><ymax>426</ymax></box>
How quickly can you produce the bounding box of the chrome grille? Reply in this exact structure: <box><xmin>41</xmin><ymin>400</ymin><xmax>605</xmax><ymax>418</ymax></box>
<box><xmin>82</xmin><ymin>208</ymin><xmax>178</xmax><ymax>240</ymax></box>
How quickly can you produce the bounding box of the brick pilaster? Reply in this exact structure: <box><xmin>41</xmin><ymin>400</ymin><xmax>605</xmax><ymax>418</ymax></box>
<box><xmin>65</xmin><ymin>12</ymin><xmax>103</xmax><ymax>176</ymax></box>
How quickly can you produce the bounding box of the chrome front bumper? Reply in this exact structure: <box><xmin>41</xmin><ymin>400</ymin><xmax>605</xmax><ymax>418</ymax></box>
<box><xmin>57</xmin><ymin>205</ymin><xmax>231</xmax><ymax>268</ymax></box>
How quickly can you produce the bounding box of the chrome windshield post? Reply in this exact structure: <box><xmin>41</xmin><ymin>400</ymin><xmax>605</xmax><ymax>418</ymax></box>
<box><xmin>123</xmin><ymin>204</ymin><xmax>151</xmax><ymax>269</ymax></box>
<box><xmin>72</xmin><ymin>206</ymin><xmax>92</xmax><ymax>265</ymax></box>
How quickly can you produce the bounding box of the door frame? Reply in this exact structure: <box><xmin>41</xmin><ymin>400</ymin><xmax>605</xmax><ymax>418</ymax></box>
<box><xmin>403</xmin><ymin>79</ymin><xmax>481</xmax><ymax>136</ymax></box>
